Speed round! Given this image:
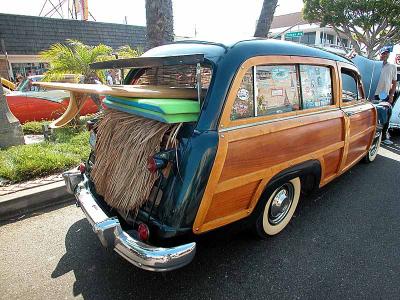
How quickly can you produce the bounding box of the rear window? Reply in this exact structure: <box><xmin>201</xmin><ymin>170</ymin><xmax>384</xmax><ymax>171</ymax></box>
<box><xmin>131</xmin><ymin>64</ymin><xmax>213</xmax><ymax>89</ymax></box>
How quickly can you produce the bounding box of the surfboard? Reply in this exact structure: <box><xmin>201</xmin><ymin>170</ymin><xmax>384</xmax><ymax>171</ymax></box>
<box><xmin>32</xmin><ymin>82</ymin><xmax>203</xmax><ymax>127</ymax></box>
<box><xmin>105</xmin><ymin>96</ymin><xmax>200</xmax><ymax>114</ymax></box>
<box><xmin>34</xmin><ymin>82</ymin><xmax>203</xmax><ymax>99</ymax></box>
<box><xmin>103</xmin><ymin>99</ymin><xmax>199</xmax><ymax>123</ymax></box>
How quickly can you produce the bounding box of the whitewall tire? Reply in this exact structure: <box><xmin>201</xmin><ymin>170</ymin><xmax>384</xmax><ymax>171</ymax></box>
<box><xmin>258</xmin><ymin>177</ymin><xmax>301</xmax><ymax>236</ymax></box>
<box><xmin>364</xmin><ymin>132</ymin><xmax>382</xmax><ymax>163</ymax></box>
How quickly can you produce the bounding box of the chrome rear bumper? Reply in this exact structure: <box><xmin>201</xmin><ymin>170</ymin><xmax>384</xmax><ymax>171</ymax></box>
<box><xmin>63</xmin><ymin>171</ymin><xmax>196</xmax><ymax>272</ymax></box>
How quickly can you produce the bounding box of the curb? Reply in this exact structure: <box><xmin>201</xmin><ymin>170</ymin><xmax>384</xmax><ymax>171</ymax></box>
<box><xmin>0</xmin><ymin>181</ymin><xmax>74</xmax><ymax>221</ymax></box>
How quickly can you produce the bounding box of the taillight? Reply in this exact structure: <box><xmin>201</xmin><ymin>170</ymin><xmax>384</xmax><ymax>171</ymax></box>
<box><xmin>138</xmin><ymin>223</ymin><xmax>150</xmax><ymax>241</ymax></box>
<box><xmin>146</xmin><ymin>156</ymin><xmax>166</xmax><ymax>173</ymax></box>
<box><xmin>78</xmin><ymin>163</ymin><xmax>86</xmax><ymax>173</ymax></box>
<box><xmin>146</xmin><ymin>149</ymin><xmax>175</xmax><ymax>173</ymax></box>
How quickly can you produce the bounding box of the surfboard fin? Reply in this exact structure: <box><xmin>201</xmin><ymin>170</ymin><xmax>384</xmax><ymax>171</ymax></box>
<box><xmin>49</xmin><ymin>92</ymin><xmax>88</xmax><ymax>128</ymax></box>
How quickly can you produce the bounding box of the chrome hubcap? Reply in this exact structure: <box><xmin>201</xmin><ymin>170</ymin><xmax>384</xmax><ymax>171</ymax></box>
<box><xmin>268</xmin><ymin>183</ymin><xmax>294</xmax><ymax>225</ymax></box>
<box><xmin>369</xmin><ymin>134</ymin><xmax>381</xmax><ymax>157</ymax></box>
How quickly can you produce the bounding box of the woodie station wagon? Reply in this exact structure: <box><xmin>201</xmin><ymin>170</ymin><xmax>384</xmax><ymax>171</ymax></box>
<box><xmin>55</xmin><ymin>39</ymin><xmax>380</xmax><ymax>271</ymax></box>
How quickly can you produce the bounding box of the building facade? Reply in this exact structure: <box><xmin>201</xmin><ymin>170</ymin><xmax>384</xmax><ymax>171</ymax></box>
<box><xmin>269</xmin><ymin>12</ymin><xmax>352</xmax><ymax>54</ymax></box>
<box><xmin>0</xmin><ymin>13</ymin><xmax>147</xmax><ymax>80</ymax></box>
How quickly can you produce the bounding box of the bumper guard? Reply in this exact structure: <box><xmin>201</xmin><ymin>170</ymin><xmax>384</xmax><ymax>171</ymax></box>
<box><xmin>62</xmin><ymin>171</ymin><xmax>196</xmax><ymax>272</ymax></box>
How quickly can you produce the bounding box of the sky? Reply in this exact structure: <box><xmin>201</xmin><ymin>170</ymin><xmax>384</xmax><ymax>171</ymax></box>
<box><xmin>1</xmin><ymin>0</ymin><xmax>304</xmax><ymax>40</ymax></box>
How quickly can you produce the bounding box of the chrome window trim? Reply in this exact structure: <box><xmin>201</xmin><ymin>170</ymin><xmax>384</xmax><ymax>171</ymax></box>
<box><xmin>219</xmin><ymin>107</ymin><xmax>340</xmax><ymax>133</ymax></box>
<box><xmin>253</xmin><ymin>66</ymin><xmax>258</xmax><ymax>117</ymax></box>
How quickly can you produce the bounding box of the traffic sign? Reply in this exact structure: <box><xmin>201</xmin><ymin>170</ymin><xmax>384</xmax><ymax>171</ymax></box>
<box><xmin>285</xmin><ymin>31</ymin><xmax>304</xmax><ymax>38</ymax></box>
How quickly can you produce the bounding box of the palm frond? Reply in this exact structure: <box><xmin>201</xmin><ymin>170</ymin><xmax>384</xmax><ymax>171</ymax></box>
<box><xmin>41</xmin><ymin>39</ymin><xmax>113</xmax><ymax>82</ymax></box>
<box><xmin>116</xmin><ymin>45</ymin><xmax>143</xmax><ymax>59</ymax></box>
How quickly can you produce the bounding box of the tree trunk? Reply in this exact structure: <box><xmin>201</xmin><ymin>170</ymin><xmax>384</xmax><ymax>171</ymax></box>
<box><xmin>0</xmin><ymin>85</ymin><xmax>24</xmax><ymax>149</ymax></box>
<box><xmin>254</xmin><ymin>0</ymin><xmax>278</xmax><ymax>38</ymax></box>
<box><xmin>145</xmin><ymin>0</ymin><xmax>174</xmax><ymax>49</ymax></box>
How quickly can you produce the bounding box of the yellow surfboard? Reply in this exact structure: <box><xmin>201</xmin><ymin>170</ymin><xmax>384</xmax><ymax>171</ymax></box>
<box><xmin>1</xmin><ymin>78</ymin><xmax>16</xmax><ymax>90</ymax></box>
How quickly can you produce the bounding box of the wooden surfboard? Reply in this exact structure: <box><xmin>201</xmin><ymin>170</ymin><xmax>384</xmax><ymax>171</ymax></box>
<box><xmin>33</xmin><ymin>82</ymin><xmax>203</xmax><ymax>99</ymax></box>
<box><xmin>33</xmin><ymin>82</ymin><xmax>203</xmax><ymax>127</ymax></box>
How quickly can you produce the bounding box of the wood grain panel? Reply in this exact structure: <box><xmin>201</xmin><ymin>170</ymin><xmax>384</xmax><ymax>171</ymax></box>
<box><xmin>345</xmin><ymin>134</ymin><xmax>372</xmax><ymax>165</ymax></box>
<box><xmin>349</xmin><ymin>109</ymin><xmax>374</xmax><ymax>137</ymax></box>
<box><xmin>203</xmin><ymin>180</ymin><xmax>260</xmax><ymax>223</ymax></box>
<box><xmin>219</xmin><ymin>118</ymin><xmax>343</xmax><ymax>182</ymax></box>
<box><xmin>323</xmin><ymin>149</ymin><xmax>342</xmax><ymax>178</ymax></box>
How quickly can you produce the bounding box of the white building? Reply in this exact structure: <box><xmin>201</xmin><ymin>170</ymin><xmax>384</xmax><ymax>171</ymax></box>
<box><xmin>268</xmin><ymin>12</ymin><xmax>352</xmax><ymax>54</ymax></box>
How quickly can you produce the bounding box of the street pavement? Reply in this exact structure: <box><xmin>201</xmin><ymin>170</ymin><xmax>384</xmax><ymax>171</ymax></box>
<box><xmin>1</xmin><ymin>137</ymin><xmax>399</xmax><ymax>300</ymax></box>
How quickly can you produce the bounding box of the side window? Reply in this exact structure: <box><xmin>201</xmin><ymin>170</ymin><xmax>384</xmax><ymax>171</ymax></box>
<box><xmin>231</xmin><ymin>68</ymin><xmax>254</xmax><ymax>120</ymax></box>
<box><xmin>300</xmin><ymin>65</ymin><xmax>333</xmax><ymax>109</ymax></box>
<box><xmin>256</xmin><ymin>65</ymin><xmax>300</xmax><ymax>116</ymax></box>
<box><xmin>341</xmin><ymin>69</ymin><xmax>359</xmax><ymax>102</ymax></box>
<box><xmin>230</xmin><ymin>62</ymin><xmax>335</xmax><ymax>121</ymax></box>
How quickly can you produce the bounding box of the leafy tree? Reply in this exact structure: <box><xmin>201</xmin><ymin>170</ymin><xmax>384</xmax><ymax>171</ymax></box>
<box><xmin>254</xmin><ymin>0</ymin><xmax>278</xmax><ymax>38</ymax></box>
<box><xmin>40</xmin><ymin>39</ymin><xmax>113</xmax><ymax>83</ymax></box>
<box><xmin>145</xmin><ymin>0</ymin><xmax>174</xmax><ymax>49</ymax></box>
<box><xmin>303</xmin><ymin>0</ymin><xmax>400</xmax><ymax>58</ymax></box>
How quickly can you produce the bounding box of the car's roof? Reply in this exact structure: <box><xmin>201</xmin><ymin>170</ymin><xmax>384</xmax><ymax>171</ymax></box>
<box><xmin>143</xmin><ymin>38</ymin><xmax>353</xmax><ymax>65</ymax></box>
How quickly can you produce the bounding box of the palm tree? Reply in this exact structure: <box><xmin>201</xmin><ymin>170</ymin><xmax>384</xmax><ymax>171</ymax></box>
<box><xmin>40</xmin><ymin>40</ymin><xmax>113</xmax><ymax>114</ymax></box>
<box><xmin>254</xmin><ymin>0</ymin><xmax>278</xmax><ymax>38</ymax></box>
<box><xmin>145</xmin><ymin>0</ymin><xmax>174</xmax><ymax>49</ymax></box>
<box><xmin>40</xmin><ymin>39</ymin><xmax>113</xmax><ymax>83</ymax></box>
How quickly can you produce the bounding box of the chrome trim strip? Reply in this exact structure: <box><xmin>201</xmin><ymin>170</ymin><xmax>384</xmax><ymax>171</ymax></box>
<box><xmin>219</xmin><ymin>107</ymin><xmax>340</xmax><ymax>132</ymax></box>
<box><xmin>253</xmin><ymin>66</ymin><xmax>258</xmax><ymax>117</ymax></box>
<box><xmin>63</xmin><ymin>173</ymin><xmax>196</xmax><ymax>272</ymax></box>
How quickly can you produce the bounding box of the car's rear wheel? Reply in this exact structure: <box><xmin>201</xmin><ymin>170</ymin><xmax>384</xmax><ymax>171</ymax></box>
<box><xmin>364</xmin><ymin>132</ymin><xmax>382</xmax><ymax>163</ymax></box>
<box><xmin>254</xmin><ymin>177</ymin><xmax>301</xmax><ymax>238</ymax></box>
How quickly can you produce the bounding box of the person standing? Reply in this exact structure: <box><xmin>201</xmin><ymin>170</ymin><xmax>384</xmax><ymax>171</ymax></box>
<box><xmin>374</xmin><ymin>47</ymin><xmax>397</xmax><ymax>145</ymax></box>
<box><xmin>106</xmin><ymin>70</ymin><xmax>114</xmax><ymax>85</ymax></box>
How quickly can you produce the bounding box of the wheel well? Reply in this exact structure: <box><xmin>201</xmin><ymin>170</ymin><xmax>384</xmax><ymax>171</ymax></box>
<box><xmin>269</xmin><ymin>160</ymin><xmax>321</xmax><ymax>193</ymax></box>
<box><xmin>248</xmin><ymin>160</ymin><xmax>322</xmax><ymax>224</ymax></box>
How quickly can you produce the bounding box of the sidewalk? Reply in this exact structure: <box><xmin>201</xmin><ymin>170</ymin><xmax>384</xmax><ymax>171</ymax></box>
<box><xmin>0</xmin><ymin>173</ymin><xmax>63</xmax><ymax>196</ymax></box>
<box><xmin>0</xmin><ymin>172</ymin><xmax>74</xmax><ymax>222</ymax></box>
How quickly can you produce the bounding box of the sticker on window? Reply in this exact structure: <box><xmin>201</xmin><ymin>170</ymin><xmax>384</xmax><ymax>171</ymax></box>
<box><xmin>271</xmin><ymin>67</ymin><xmax>290</xmax><ymax>81</ymax></box>
<box><xmin>237</xmin><ymin>88</ymin><xmax>250</xmax><ymax>100</ymax></box>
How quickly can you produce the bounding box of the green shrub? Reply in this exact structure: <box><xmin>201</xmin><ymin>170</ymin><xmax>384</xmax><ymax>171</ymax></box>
<box><xmin>22</xmin><ymin>121</ymin><xmax>50</xmax><ymax>134</ymax></box>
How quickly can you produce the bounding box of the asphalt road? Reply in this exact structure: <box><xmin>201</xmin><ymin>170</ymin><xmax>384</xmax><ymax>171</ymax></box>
<box><xmin>1</xmin><ymin>137</ymin><xmax>400</xmax><ymax>300</ymax></box>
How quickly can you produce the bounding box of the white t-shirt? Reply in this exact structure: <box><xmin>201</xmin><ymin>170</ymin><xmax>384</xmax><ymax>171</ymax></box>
<box><xmin>375</xmin><ymin>62</ymin><xmax>397</xmax><ymax>96</ymax></box>
<box><xmin>106</xmin><ymin>75</ymin><xmax>113</xmax><ymax>85</ymax></box>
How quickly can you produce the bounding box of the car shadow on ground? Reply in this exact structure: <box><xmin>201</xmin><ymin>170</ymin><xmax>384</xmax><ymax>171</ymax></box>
<box><xmin>52</xmin><ymin>148</ymin><xmax>400</xmax><ymax>300</ymax></box>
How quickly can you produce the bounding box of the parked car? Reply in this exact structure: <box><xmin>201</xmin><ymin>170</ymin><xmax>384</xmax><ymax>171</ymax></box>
<box><xmin>6</xmin><ymin>75</ymin><xmax>100</xmax><ymax>123</ymax></box>
<box><xmin>57</xmin><ymin>39</ymin><xmax>380</xmax><ymax>271</ymax></box>
<box><xmin>389</xmin><ymin>74</ymin><xmax>400</xmax><ymax>132</ymax></box>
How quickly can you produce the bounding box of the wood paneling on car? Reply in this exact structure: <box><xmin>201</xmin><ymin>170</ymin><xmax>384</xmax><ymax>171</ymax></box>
<box><xmin>219</xmin><ymin>117</ymin><xmax>343</xmax><ymax>182</ymax></box>
<box><xmin>203</xmin><ymin>180</ymin><xmax>260</xmax><ymax>223</ymax></box>
<box><xmin>323</xmin><ymin>149</ymin><xmax>342</xmax><ymax>179</ymax></box>
<box><xmin>194</xmin><ymin>111</ymin><xmax>346</xmax><ymax>234</ymax></box>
